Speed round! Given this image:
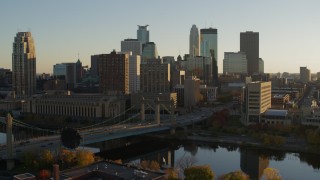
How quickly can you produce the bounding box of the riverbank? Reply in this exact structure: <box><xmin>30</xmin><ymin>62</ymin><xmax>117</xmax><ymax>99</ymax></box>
<box><xmin>152</xmin><ymin>131</ymin><xmax>320</xmax><ymax>155</ymax></box>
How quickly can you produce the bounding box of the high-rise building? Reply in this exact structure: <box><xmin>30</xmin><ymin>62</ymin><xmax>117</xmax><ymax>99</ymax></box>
<box><xmin>128</xmin><ymin>54</ymin><xmax>141</xmax><ymax>93</ymax></box>
<box><xmin>300</xmin><ymin>67</ymin><xmax>311</xmax><ymax>83</ymax></box>
<box><xmin>12</xmin><ymin>32</ymin><xmax>36</xmax><ymax>98</ymax></box>
<box><xmin>189</xmin><ymin>25</ymin><xmax>200</xmax><ymax>57</ymax></box>
<box><xmin>137</xmin><ymin>25</ymin><xmax>149</xmax><ymax>45</ymax></box>
<box><xmin>140</xmin><ymin>61</ymin><xmax>170</xmax><ymax>93</ymax></box>
<box><xmin>141</xmin><ymin>42</ymin><xmax>158</xmax><ymax>63</ymax></box>
<box><xmin>240</xmin><ymin>31</ymin><xmax>259</xmax><ymax>75</ymax></box>
<box><xmin>53</xmin><ymin>63</ymin><xmax>76</xmax><ymax>88</ymax></box>
<box><xmin>121</xmin><ymin>39</ymin><xmax>142</xmax><ymax>56</ymax></box>
<box><xmin>223</xmin><ymin>52</ymin><xmax>248</xmax><ymax>74</ymax></box>
<box><xmin>184</xmin><ymin>76</ymin><xmax>201</xmax><ymax>108</ymax></box>
<box><xmin>200</xmin><ymin>28</ymin><xmax>217</xmax><ymax>60</ymax></box>
<box><xmin>94</xmin><ymin>50</ymin><xmax>129</xmax><ymax>95</ymax></box>
<box><xmin>243</xmin><ymin>81</ymin><xmax>271</xmax><ymax>125</ymax></box>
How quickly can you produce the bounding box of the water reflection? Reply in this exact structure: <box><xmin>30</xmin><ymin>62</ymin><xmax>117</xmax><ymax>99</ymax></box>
<box><xmin>96</xmin><ymin>140</ymin><xmax>320</xmax><ymax>179</ymax></box>
<box><xmin>240</xmin><ymin>148</ymin><xmax>269</xmax><ymax>180</ymax></box>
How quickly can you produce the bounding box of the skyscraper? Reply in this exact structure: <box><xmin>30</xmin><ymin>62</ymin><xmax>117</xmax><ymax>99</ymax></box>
<box><xmin>240</xmin><ymin>31</ymin><xmax>259</xmax><ymax>75</ymax></box>
<box><xmin>137</xmin><ymin>25</ymin><xmax>149</xmax><ymax>45</ymax></box>
<box><xmin>300</xmin><ymin>66</ymin><xmax>311</xmax><ymax>83</ymax></box>
<box><xmin>121</xmin><ymin>39</ymin><xmax>142</xmax><ymax>56</ymax></box>
<box><xmin>12</xmin><ymin>32</ymin><xmax>36</xmax><ymax>98</ymax></box>
<box><xmin>200</xmin><ymin>28</ymin><xmax>218</xmax><ymax>60</ymax></box>
<box><xmin>94</xmin><ymin>50</ymin><xmax>129</xmax><ymax>95</ymax></box>
<box><xmin>189</xmin><ymin>25</ymin><xmax>199</xmax><ymax>57</ymax></box>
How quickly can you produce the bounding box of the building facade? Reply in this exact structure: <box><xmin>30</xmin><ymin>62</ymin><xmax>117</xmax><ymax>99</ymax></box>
<box><xmin>189</xmin><ymin>25</ymin><xmax>200</xmax><ymax>57</ymax></box>
<box><xmin>300</xmin><ymin>66</ymin><xmax>311</xmax><ymax>83</ymax></box>
<box><xmin>140</xmin><ymin>62</ymin><xmax>170</xmax><ymax>93</ymax></box>
<box><xmin>223</xmin><ymin>52</ymin><xmax>248</xmax><ymax>74</ymax></box>
<box><xmin>12</xmin><ymin>32</ymin><xmax>36</xmax><ymax>98</ymax></box>
<box><xmin>121</xmin><ymin>39</ymin><xmax>142</xmax><ymax>56</ymax></box>
<box><xmin>94</xmin><ymin>50</ymin><xmax>129</xmax><ymax>95</ymax></box>
<box><xmin>22</xmin><ymin>92</ymin><xmax>126</xmax><ymax>119</ymax></box>
<box><xmin>137</xmin><ymin>25</ymin><xmax>149</xmax><ymax>45</ymax></box>
<box><xmin>129</xmin><ymin>55</ymin><xmax>141</xmax><ymax>93</ymax></box>
<box><xmin>240</xmin><ymin>31</ymin><xmax>259</xmax><ymax>75</ymax></box>
<box><xmin>200</xmin><ymin>28</ymin><xmax>218</xmax><ymax>60</ymax></box>
<box><xmin>243</xmin><ymin>81</ymin><xmax>271</xmax><ymax>125</ymax></box>
<box><xmin>141</xmin><ymin>42</ymin><xmax>158</xmax><ymax>63</ymax></box>
<box><xmin>184</xmin><ymin>76</ymin><xmax>201</xmax><ymax>108</ymax></box>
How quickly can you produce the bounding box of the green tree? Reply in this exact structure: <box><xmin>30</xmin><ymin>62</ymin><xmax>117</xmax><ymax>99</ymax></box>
<box><xmin>184</xmin><ymin>165</ymin><xmax>214</xmax><ymax>180</ymax></box>
<box><xmin>22</xmin><ymin>151</ymin><xmax>37</xmax><ymax>169</ymax></box>
<box><xmin>219</xmin><ymin>170</ymin><xmax>249</xmax><ymax>180</ymax></box>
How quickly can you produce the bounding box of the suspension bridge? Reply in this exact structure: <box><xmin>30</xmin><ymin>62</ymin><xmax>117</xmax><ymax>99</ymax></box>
<box><xmin>0</xmin><ymin>97</ymin><xmax>214</xmax><ymax>170</ymax></box>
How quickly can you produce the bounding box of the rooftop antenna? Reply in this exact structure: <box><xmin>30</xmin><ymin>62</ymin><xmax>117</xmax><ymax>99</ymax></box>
<box><xmin>77</xmin><ymin>52</ymin><xmax>80</xmax><ymax>60</ymax></box>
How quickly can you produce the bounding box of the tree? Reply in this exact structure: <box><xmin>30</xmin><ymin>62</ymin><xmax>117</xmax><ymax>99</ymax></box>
<box><xmin>262</xmin><ymin>167</ymin><xmax>282</xmax><ymax>180</ymax></box>
<box><xmin>166</xmin><ymin>168</ymin><xmax>179</xmax><ymax>180</ymax></box>
<box><xmin>219</xmin><ymin>170</ymin><xmax>249</xmax><ymax>180</ymax></box>
<box><xmin>75</xmin><ymin>150</ymin><xmax>95</xmax><ymax>167</ymax></box>
<box><xmin>60</xmin><ymin>128</ymin><xmax>82</xmax><ymax>149</ymax></box>
<box><xmin>59</xmin><ymin>148</ymin><xmax>76</xmax><ymax>168</ymax></box>
<box><xmin>39</xmin><ymin>150</ymin><xmax>54</xmax><ymax>169</ymax></box>
<box><xmin>22</xmin><ymin>151</ymin><xmax>37</xmax><ymax>169</ymax></box>
<box><xmin>177</xmin><ymin>155</ymin><xmax>197</xmax><ymax>171</ymax></box>
<box><xmin>184</xmin><ymin>165</ymin><xmax>214</xmax><ymax>180</ymax></box>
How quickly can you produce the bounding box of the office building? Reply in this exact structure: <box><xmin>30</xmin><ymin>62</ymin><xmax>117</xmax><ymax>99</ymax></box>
<box><xmin>140</xmin><ymin>61</ymin><xmax>170</xmax><ymax>93</ymax></box>
<box><xmin>200</xmin><ymin>28</ymin><xmax>218</xmax><ymax>60</ymax></box>
<box><xmin>185</xmin><ymin>56</ymin><xmax>212</xmax><ymax>85</ymax></box>
<box><xmin>94</xmin><ymin>50</ymin><xmax>129</xmax><ymax>95</ymax></box>
<box><xmin>137</xmin><ymin>25</ymin><xmax>149</xmax><ymax>45</ymax></box>
<box><xmin>12</xmin><ymin>32</ymin><xmax>36</xmax><ymax>98</ymax></box>
<box><xmin>184</xmin><ymin>76</ymin><xmax>201</xmax><ymax>108</ymax></box>
<box><xmin>53</xmin><ymin>63</ymin><xmax>76</xmax><ymax>88</ymax></box>
<box><xmin>121</xmin><ymin>39</ymin><xmax>142</xmax><ymax>56</ymax></box>
<box><xmin>243</xmin><ymin>81</ymin><xmax>271</xmax><ymax>125</ymax></box>
<box><xmin>189</xmin><ymin>25</ymin><xmax>200</xmax><ymax>57</ymax></box>
<box><xmin>300</xmin><ymin>66</ymin><xmax>311</xmax><ymax>83</ymax></box>
<box><xmin>240</xmin><ymin>31</ymin><xmax>259</xmax><ymax>75</ymax></box>
<box><xmin>142</xmin><ymin>42</ymin><xmax>158</xmax><ymax>63</ymax></box>
<box><xmin>128</xmin><ymin>54</ymin><xmax>141</xmax><ymax>93</ymax></box>
<box><xmin>223</xmin><ymin>52</ymin><xmax>248</xmax><ymax>74</ymax></box>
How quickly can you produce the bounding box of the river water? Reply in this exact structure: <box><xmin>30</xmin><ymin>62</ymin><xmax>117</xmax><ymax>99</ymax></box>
<box><xmin>97</xmin><ymin>140</ymin><xmax>320</xmax><ymax>180</ymax></box>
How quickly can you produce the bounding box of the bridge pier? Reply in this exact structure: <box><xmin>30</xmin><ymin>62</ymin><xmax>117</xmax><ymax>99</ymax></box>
<box><xmin>141</xmin><ymin>97</ymin><xmax>145</xmax><ymax>122</ymax></box>
<box><xmin>6</xmin><ymin>113</ymin><xmax>14</xmax><ymax>170</ymax></box>
<box><xmin>170</xmin><ymin>99</ymin><xmax>176</xmax><ymax>135</ymax></box>
<box><xmin>155</xmin><ymin>97</ymin><xmax>160</xmax><ymax>125</ymax></box>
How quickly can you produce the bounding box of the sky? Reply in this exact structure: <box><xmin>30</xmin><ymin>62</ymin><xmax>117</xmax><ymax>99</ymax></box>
<box><xmin>1</xmin><ymin>0</ymin><xmax>320</xmax><ymax>74</ymax></box>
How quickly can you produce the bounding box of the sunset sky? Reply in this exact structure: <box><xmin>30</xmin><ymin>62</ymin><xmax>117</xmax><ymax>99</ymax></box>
<box><xmin>1</xmin><ymin>0</ymin><xmax>320</xmax><ymax>74</ymax></box>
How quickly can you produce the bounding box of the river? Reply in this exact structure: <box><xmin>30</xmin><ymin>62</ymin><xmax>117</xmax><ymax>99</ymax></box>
<box><xmin>96</xmin><ymin>139</ymin><xmax>320</xmax><ymax>180</ymax></box>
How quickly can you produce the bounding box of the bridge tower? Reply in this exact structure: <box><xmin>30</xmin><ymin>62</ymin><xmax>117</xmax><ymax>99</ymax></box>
<box><xmin>155</xmin><ymin>97</ymin><xmax>160</xmax><ymax>125</ymax></box>
<box><xmin>140</xmin><ymin>96</ymin><xmax>145</xmax><ymax>122</ymax></box>
<box><xmin>6</xmin><ymin>113</ymin><xmax>15</xmax><ymax>170</ymax></box>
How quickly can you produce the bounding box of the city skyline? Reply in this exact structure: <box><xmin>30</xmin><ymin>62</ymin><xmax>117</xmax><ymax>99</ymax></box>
<box><xmin>1</xmin><ymin>0</ymin><xmax>320</xmax><ymax>74</ymax></box>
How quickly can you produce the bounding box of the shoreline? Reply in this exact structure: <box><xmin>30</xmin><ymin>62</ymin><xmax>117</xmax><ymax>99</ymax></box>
<box><xmin>153</xmin><ymin>133</ymin><xmax>320</xmax><ymax>156</ymax></box>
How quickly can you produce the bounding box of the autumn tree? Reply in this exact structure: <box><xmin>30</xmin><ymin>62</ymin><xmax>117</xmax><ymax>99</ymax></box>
<box><xmin>184</xmin><ymin>165</ymin><xmax>214</xmax><ymax>180</ymax></box>
<box><xmin>262</xmin><ymin>167</ymin><xmax>282</xmax><ymax>180</ymax></box>
<box><xmin>166</xmin><ymin>168</ymin><xmax>179</xmax><ymax>180</ymax></box>
<box><xmin>177</xmin><ymin>155</ymin><xmax>197</xmax><ymax>171</ymax></box>
<box><xmin>39</xmin><ymin>150</ymin><xmax>54</xmax><ymax>169</ymax></box>
<box><xmin>219</xmin><ymin>170</ymin><xmax>249</xmax><ymax>180</ymax></box>
<box><xmin>75</xmin><ymin>150</ymin><xmax>95</xmax><ymax>167</ymax></box>
<box><xmin>139</xmin><ymin>160</ymin><xmax>160</xmax><ymax>171</ymax></box>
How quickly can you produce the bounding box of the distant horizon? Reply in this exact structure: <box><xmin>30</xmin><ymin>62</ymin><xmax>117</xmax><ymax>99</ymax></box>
<box><xmin>1</xmin><ymin>0</ymin><xmax>320</xmax><ymax>74</ymax></box>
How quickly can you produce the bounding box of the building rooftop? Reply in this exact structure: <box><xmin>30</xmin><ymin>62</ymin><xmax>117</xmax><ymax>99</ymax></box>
<box><xmin>61</xmin><ymin>161</ymin><xmax>166</xmax><ymax>180</ymax></box>
<box><xmin>264</xmin><ymin>109</ymin><xmax>288</xmax><ymax>117</ymax></box>
<box><xmin>13</xmin><ymin>173</ymin><xmax>35</xmax><ymax>180</ymax></box>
